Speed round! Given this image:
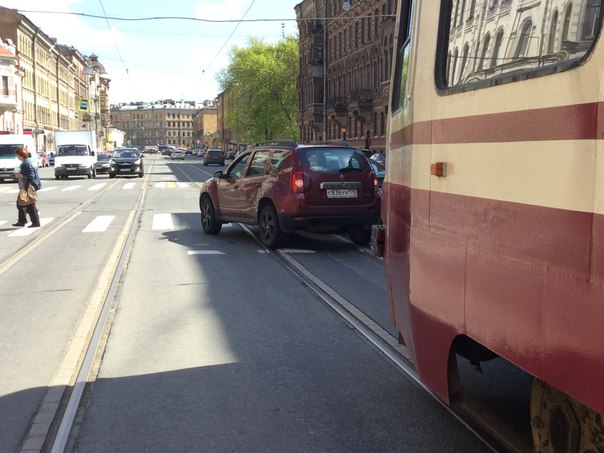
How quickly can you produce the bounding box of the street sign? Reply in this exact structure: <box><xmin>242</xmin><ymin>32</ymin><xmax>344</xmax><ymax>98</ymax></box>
<box><xmin>79</xmin><ymin>98</ymin><xmax>90</xmax><ymax>112</ymax></box>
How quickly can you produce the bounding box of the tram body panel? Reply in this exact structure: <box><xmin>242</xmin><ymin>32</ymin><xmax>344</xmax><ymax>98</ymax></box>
<box><xmin>384</xmin><ymin>0</ymin><xmax>604</xmax><ymax>413</ymax></box>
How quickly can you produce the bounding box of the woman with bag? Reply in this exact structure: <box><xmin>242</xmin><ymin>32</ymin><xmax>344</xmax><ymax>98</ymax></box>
<box><xmin>13</xmin><ymin>146</ymin><xmax>41</xmax><ymax>228</ymax></box>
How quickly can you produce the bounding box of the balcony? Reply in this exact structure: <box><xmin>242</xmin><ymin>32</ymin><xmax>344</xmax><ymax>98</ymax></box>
<box><xmin>0</xmin><ymin>93</ymin><xmax>18</xmax><ymax>114</ymax></box>
<box><xmin>327</xmin><ymin>97</ymin><xmax>348</xmax><ymax>113</ymax></box>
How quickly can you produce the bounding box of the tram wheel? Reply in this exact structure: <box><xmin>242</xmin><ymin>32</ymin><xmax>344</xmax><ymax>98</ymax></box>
<box><xmin>530</xmin><ymin>378</ymin><xmax>604</xmax><ymax>452</ymax></box>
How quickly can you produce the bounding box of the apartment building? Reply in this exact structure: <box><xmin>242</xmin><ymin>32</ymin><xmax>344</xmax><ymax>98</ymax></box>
<box><xmin>296</xmin><ymin>0</ymin><xmax>397</xmax><ymax>152</ymax></box>
<box><xmin>0</xmin><ymin>6</ymin><xmax>110</xmax><ymax>151</ymax></box>
<box><xmin>0</xmin><ymin>39</ymin><xmax>23</xmax><ymax>133</ymax></box>
<box><xmin>110</xmin><ymin>100</ymin><xmax>205</xmax><ymax>149</ymax></box>
<box><xmin>193</xmin><ymin>102</ymin><xmax>219</xmax><ymax>149</ymax></box>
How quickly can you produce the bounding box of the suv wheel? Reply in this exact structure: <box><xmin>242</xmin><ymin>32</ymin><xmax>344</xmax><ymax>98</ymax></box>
<box><xmin>348</xmin><ymin>228</ymin><xmax>371</xmax><ymax>245</ymax></box>
<box><xmin>201</xmin><ymin>198</ymin><xmax>222</xmax><ymax>234</ymax></box>
<box><xmin>259</xmin><ymin>205</ymin><xmax>286</xmax><ymax>249</ymax></box>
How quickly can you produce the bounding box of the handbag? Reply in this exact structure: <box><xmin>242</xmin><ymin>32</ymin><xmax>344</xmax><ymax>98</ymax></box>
<box><xmin>17</xmin><ymin>184</ymin><xmax>37</xmax><ymax>206</ymax></box>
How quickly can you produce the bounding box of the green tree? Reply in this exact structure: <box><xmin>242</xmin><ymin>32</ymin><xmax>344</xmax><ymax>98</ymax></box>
<box><xmin>217</xmin><ymin>36</ymin><xmax>299</xmax><ymax>143</ymax></box>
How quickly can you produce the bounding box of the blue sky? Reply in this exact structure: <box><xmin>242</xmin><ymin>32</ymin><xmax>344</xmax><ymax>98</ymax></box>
<box><xmin>2</xmin><ymin>0</ymin><xmax>301</xmax><ymax>103</ymax></box>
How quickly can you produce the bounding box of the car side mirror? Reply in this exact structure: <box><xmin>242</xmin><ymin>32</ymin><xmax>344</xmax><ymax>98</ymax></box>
<box><xmin>213</xmin><ymin>170</ymin><xmax>224</xmax><ymax>179</ymax></box>
<box><xmin>91</xmin><ymin>151</ymin><xmax>95</xmax><ymax>156</ymax></box>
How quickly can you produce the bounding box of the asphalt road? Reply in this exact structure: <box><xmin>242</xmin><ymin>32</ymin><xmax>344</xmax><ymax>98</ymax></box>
<box><xmin>0</xmin><ymin>156</ymin><xmax>490</xmax><ymax>452</ymax></box>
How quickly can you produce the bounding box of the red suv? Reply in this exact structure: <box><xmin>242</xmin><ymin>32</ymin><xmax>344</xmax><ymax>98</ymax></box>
<box><xmin>199</xmin><ymin>141</ymin><xmax>381</xmax><ymax>248</ymax></box>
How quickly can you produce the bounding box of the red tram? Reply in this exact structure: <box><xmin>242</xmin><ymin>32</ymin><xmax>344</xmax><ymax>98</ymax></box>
<box><xmin>378</xmin><ymin>0</ymin><xmax>604</xmax><ymax>450</ymax></box>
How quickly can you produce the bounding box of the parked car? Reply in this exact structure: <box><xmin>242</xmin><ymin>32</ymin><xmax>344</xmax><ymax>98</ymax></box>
<box><xmin>370</xmin><ymin>152</ymin><xmax>385</xmax><ymax>165</ymax></box>
<box><xmin>199</xmin><ymin>141</ymin><xmax>381</xmax><ymax>248</ymax></box>
<box><xmin>109</xmin><ymin>148</ymin><xmax>144</xmax><ymax>178</ymax></box>
<box><xmin>369</xmin><ymin>160</ymin><xmax>385</xmax><ymax>187</ymax></box>
<box><xmin>203</xmin><ymin>149</ymin><xmax>225</xmax><ymax>166</ymax></box>
<box><xmin>94</xmin><ymin>153</ymin><xmax>112</xmax><ymax>174</ymax></box>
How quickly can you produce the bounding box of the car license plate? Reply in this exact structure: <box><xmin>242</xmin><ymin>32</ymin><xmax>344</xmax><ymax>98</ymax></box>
<box><xmin>326</xmin><ymin>189</ymin><xmax>357</xmax><ymax>199</ymax></box>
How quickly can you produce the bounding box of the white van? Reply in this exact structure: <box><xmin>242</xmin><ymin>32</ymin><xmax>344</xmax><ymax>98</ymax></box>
<box><xmin>0</xmin><ymin>134</ymin><xmax>39</xmax><ymax>181</ymax></box>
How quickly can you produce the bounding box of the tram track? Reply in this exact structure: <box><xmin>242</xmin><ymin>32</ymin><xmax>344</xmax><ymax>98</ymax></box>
<box><xmin>170</xmin><ymin>159</ymin><xmax>504</xmax><ymax>452</ymax></box>
<box><xmin>16</xmin><ymin>157</ymin><xmax>159</xmax><ymax>453</ymax></box>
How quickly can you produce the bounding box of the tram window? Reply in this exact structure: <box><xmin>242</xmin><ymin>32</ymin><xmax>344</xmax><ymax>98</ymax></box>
<box><xmin>437</xmin><ymin>0</ymin><xmax>603</xmax><ymax>92</ymax></box>
<box><xmin>392</xmin><ymin>0</ymin><xmax>414</xmax><ymax>113</ymax></box>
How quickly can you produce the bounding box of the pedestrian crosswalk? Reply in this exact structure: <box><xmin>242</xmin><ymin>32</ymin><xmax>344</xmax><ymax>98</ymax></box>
<box><xmin>0</xmin><ymin>181</ymin><xmax>196</xmax><ymax>197</ymax></box>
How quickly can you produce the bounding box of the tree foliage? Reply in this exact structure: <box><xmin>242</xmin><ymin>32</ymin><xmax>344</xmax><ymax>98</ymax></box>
<box><xmin>217</xmin><ymin>37</ymin><xmax>299</xmax><ymax>143</ymax></box>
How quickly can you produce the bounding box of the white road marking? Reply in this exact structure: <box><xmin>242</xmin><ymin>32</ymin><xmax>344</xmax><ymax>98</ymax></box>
<box><xmin>122</xmin><ymin>183</ymin><xmax>135</xmax><ymax>190</ymax></box>
<box><xmin>222</xmin><ymin>223</ymin><xmax>234</xmax><ymax>228</ymax></box>
<box><xmin>280</xmin><ymin>249</ymin><xmax>317</xmax><ymax>254</ymax></box>
<box><xmin>62</xmin><ymin>185</ymin><xmax>81</xmax><ymax>192</ymax></box>
<box><xmin>257</xmin><ymin>249</ymin><xmax>267</xmax><ymax>254</ymax></box>
<box><xmin>6</xmin><ymin>188</ymin><xmax>19</xmax><ymax>194</ymax></box>
<box><xmin>152</xmin><ymin>213</ymin><xmax>174</xmax><ymax>231</ymax></box>
<box><xmin>176</xmin><ymin>182</ymin><xmax>188</xmax><ymax>189</ymax></box>
<box><xmin>187</xmin><ymin>250</ymin><xmax>225</xmax><ymax>255</ymax></box>
<box><xmin>83</xmin><ymin>215</ymin><xmax>115</xmax><ymax>233</ymax></box>
<box><xmin>155</xmin><ymin>182</ymin><xmax>166</xmax><ymax>189</ymax></box>
<box><xmin>8</xmin><ymin>218</ymin><xmax>54</xmax><ymax>237</ymax></box>
<box><xmin>38</xmin><ymin>187</ymin><xmax>58</xmax><ymax>193</ymax></box>
<box><xmin>88</xmin><ymin>183</ymin><xmax>106</xmax><ymax>191</ymax></box>
<box><xmin>0</xmin><ymin>220</ymin><xmax>6</xmax><ymax>226</ymax></box>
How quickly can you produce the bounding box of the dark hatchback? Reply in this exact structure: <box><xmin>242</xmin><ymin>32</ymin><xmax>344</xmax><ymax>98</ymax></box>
<box><xmin>203</xmin><ymin>149</ymin><xmax>226</xmax><ymax>166</ymax></box>
<box><xmin>109</xmin><ymin>148</ymin><xmax>144</xmax><ymax>178</ymax></box>
<box><xmin>199</xmin><ymin>141</ymin><xmax>381</xmax><ymax>248</ymax></box>
<box><xmin>94</xmin><ymin>153</ymin><xmax>112</xmax><ymax>174</ymax></box>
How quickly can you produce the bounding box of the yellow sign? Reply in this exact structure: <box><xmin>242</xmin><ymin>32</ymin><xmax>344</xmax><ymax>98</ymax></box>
<box><xmin>79</xmin><ymin>98</ymin><xmax>90</xmax><ymax>112</ymax></box>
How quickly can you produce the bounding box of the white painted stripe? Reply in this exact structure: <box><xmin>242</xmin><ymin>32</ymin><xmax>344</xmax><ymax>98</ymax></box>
<box><xmin>155</xmin><ymin>182</ymin><xmax>166</xmax><ymax>189</ymax></box>
<box><xmin>62</xmin><ymin>185</ymin><xmax>81</xmax><ymax>192</ymax></box>
<box><xmin>88</xmin><ymin>183</ymin><xmax>106</xmax><ymax>191</ymax></box>
<box><xmin>38</xmin><ymin>187</ymin><xmax>58</xmax><ymax>193</ymax></box>
<box><xmin>280</xmin><ymin>249</ymin><xmax>317</xmax><ymax>254</ymax></box>
<box><xmin>222</xmin><ymin>223</ymin><xmax>234</xmax><ymax>228</ymax></box>
<box><xmin>257</xmin><ymin>249</ymin><xmax>267</xmax><ymax>254</ymax></box>
<box><xmin>176</xmin><ymin>182</ymin><xmax>188</xmax><ymax>189</ymax></box>
<box><xmin>122</xmin><ymin>183</ymin><xmax>135</xmax><ymax>190</ymax></box>
<box><xmin>8</xmin><ymin>218</ymin><xmax>54</xmax><ymax>237</ymax></box>
<box><xmin>6</xmin><ymin>188</ymin><xmax>19</xmax><ymax>194</ymax></box>
<box><xmin>187</xmin><ymin>250</ymin><xmax>225</xmax><ymax>255</ymax></box>
<box><xmin>0</xmin><ymin>220</ymin><xmax>6</xmax><ymax>226</ymax></box>
<box><xmin>83</xmin><ymin>215</ymin><xmax>115</xmax><ymax>233</ymax></box>
<box><xmin>152</xmin><ymin>213</ymin><xmax>174</xmax><ymax>231</ymax></box>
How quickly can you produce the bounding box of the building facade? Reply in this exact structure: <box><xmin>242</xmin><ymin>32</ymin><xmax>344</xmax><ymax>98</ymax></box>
<box><xmin>296</xmin><ymin>0</ymin><xmax>397</xmax><ymax>152</ymax></box>
<box><xmin>110</xmin><ymin>100</ymin><xmax>205</xmax><ymax>149</ymax></box>
<box><xmin>193</xmin><ymin>102</ymin><xmax>219</xmax><ymax>149</ymax></box>
<box><xmin>0</xmin><ymin>6</ymin><xmax>110</xmax><ymax>151</ymax></box>
<box><xmin>0</xmin><ymin>39</ymin><xmax>23</xmax><ymax>133</ymax></box>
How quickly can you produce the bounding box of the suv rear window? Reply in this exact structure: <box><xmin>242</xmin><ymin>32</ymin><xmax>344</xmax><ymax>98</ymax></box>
<box><xmin>299</xmin><ymin>148</ymin><xmax>368</xmax><ymax>173</ymax></box>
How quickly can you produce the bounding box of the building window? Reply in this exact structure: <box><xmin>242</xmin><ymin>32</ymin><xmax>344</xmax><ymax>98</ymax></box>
<box><xmin>478</xmin><ymin>33</ymin><xmax>490</xmax><ymax>70</ymax></box>
<box><xmin>2</xmin><ymin>76</ymin><xmax>8</xmax><ymax>96</ymax></box>
<box><xmin>582</xmin><ymin>0</ymin><xmax>601</xmax><ymax>40</ymax></box>
<box><xmin>514</xmin><ymin>20</ymin><xmax>533</xmax><ymax>59</ymax></box>
<box><xmin>491</xmin><ymin>30</ymin><xmax>504</xmax><ymax>67</ymax></box>
<box><xmin>562</xmin><ymin>5</ymin><xmax>572</xmax><ymax>41</ymax></box>
<box><xmin>548</xmin><ymin>11</ymin><xmax>559</xmax><ymax>53</ymax></box>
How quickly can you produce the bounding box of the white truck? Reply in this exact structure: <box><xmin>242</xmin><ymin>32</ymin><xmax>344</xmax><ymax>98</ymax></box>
<box><xmin>0</xmin><ymin>134</ymin><xmax>39</xmax><ymax>181</ymax></box>
<box><xmin>54</xmin><ymin>130</ymin><xmax>98</xmax><ymax>179</ymax></box>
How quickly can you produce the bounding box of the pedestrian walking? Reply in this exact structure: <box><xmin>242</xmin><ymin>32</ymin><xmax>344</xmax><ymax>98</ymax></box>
<box><xmin>13</xmin><ymin>146</ymin><xmax>41</xmax><ymax>228</ymax></box>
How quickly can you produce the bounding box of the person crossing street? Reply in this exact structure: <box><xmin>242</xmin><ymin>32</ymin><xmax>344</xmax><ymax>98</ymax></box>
<box><xmin>13</xmin><ymin>146</ymin><xmax>41</xmax><ymax>228</ymax></box>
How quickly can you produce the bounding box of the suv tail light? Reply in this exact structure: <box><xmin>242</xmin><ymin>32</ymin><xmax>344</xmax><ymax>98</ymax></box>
<box><xmin>292</xmin><ymin>171</ymin><xmax>305</xmax><ymax>193</ymax></box>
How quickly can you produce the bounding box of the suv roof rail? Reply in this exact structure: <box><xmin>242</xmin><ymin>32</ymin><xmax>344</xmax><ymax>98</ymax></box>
<box><xmin>312</xmin><ymin>140</ymin><xmax>353</xmax><ymax>147</ymax></box>
<box><xmin>253</xmin><ymin>140</ymin><xmax>298</xmax><ymax>147</ymax></box>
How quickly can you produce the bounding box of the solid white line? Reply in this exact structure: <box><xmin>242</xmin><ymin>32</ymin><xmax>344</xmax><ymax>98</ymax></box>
<box><xmin>280</xmin><ymin>249</ymin><xmax>316</xmax><ymax>254</ymax></box>
<box><xmin>176</xmin><ymin>182</ymin><xmax>188</xmax><ymax>189</ymax></box>
<box><xmin>187</xmin><ymin>250</ymin><xmax>225</xmax><ymax>255</ymax></box>
<box><xmin>8</xmin><ymin>218</ymin><xmax>54</xmax><ymax>237</ymax></box>
<box><xmin>155</xmin><ymin>182</ymin><xmax>166</xmax><ymax>189</ymax></box>
<box><xmin>222</xmin><ymin>223</ymin><xmax>234</xmax><ymax>228</ymax></box>
<box><xmin>152</xmin><ymin>213</ymin><xmax>174</xmax><ymax>231</ymax></box>
<box><xmin>38</xmin><ymin>187</ymin><xmax>58</xmax><ymax>193</ymax></box>
<box><xmin>88</xmin><ymin>183</ymin><xmax>106</xmax><ymax>191</ymax></box>
<box><xmin>82</xmin><ymin>215</ymin><xmax>115</xmax><ymax>233</ymax></box>
<box><xmin>122</xmin><ymin>183</ymin><xmax>135</xmax><ymax>190</ymax></box>
<box><xmin>62</xmin><ymin>185</ymin><xmax>81</xmax><ymax>192</ymax></box>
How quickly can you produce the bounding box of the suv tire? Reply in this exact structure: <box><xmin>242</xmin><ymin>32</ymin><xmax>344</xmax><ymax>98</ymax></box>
<box><xmin>258</xmin><ymin>204</ymin><xmax>286</xmax><ymax>249</ymax></box>
<box><xmin>201</xmin><ymin>197</ymin><xmax>222</xmax><ymax>234</ymax></box>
